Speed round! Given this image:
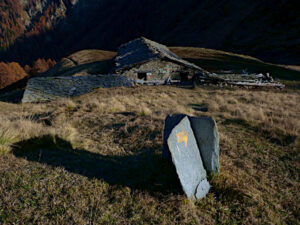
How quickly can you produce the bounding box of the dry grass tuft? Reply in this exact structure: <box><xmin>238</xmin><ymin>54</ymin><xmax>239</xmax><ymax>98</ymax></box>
<box><xmin>138</xmin><ymin>104</ymin><xmax>152</xmax><ymax>116</ymax></box>
<box><xmin>58</xmin><ymin>98</ymin><xmax>78</xmax><ymax>112</ymax></box>
<box><xmin>0</xmin><ymin>114</ymin><xmax>49</xmax><ymax>153</ymax></box>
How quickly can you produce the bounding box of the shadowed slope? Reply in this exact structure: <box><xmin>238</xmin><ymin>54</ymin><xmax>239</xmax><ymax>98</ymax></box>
<box><xmin>1</xmin><ymin>0</ymin><xmax>299</xmax><ymax>65</ymax></box>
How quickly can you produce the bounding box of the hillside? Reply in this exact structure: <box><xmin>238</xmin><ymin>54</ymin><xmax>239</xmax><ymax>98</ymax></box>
<box><xmin>0</xmin><ymin>0</ymin><xmax>299</xmax><ymax>65</ymax></box>
<box><xmin>170</xmin><ymin>47</ymin><xmax>300</xmax><ymax>80</ymax></box>
<box><xmin>41</xmin><ymin>49</ymin><xmax>116</xmax><ymax>77</ymax></box>
<box><xmin>0</xmin><ymin>86</ymin><xmax>299</xmax><ymax>224</ymax></box>
<box><xmin>40</xmin><ymin>47</ymin><xmax>300</xmax><ymax>81</ymax></box>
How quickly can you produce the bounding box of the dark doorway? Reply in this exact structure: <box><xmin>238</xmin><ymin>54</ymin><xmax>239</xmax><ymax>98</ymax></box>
<box><xmin>138</xmin><ymin>72</ymin><xmax>147</xmax><ymax>80</ymax></box>
<box><xmin>180</xmin><ymin>72</ymin><xmax>189</xmax><ymax>82</ymax></box>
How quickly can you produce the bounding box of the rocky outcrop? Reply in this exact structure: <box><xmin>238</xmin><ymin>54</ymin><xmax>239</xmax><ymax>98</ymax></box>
<box><xmin>22</xmin><ymin>75</ymin><xmax>134</xmax><ymax>103</ymax></box>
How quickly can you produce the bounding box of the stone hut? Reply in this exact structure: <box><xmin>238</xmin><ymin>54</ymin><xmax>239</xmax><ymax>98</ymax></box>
<box><xmin>115</xmin><ymin>37</ymin><xmax>204</xmax><ymax>82</ymax></box>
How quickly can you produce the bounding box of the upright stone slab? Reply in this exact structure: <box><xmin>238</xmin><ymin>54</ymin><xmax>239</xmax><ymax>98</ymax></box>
<box><xmin>163</xmin><ymin>114</ymin><xmax>220</xmax><ymax>174</ymax></box>
<box><xmin>163</xmin><ymin>114</ymin><xmax>186</xmax><ymax>158</ymax></box>
<box><xmin>189</xmin><ymin>116</ymin><xmax>220</xmax><ymax>174</ymax></box>
<box><xmin>167</xmin><ymin>116</ymin><xmax>210</xmax><ymax>200</ymax></box>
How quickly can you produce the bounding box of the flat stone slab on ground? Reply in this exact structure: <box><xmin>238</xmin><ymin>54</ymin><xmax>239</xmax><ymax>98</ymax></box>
<box><xmin>167</xmin><ymin>116</ymin><xmax>210</xmax><ymax>200</ymax></box>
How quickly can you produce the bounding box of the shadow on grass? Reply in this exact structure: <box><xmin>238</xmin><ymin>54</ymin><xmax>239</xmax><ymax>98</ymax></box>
<box><xmin>12</xmin><ymin>135</ymin><xmax>181</xmax><ymax>195</ymax></box>
<box><xmin>187</xmin><ymin>103</ymin><xmax>209</xmax><ymax>112</ymax></box>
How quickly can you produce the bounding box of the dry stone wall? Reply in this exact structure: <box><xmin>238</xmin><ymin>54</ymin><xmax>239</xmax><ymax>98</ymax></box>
<box><xmin>121</xmin><ymin>59</ymin><xmax>197</xmax><ymax>81</ymax></box>
<box><xmin>22</xmin><ymin>75</ymin><xmax>134</xmax><ymax>103</ymax></box>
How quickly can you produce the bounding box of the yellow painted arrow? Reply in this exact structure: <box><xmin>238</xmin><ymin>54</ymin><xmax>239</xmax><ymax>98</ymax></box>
<box><xmin>176</xmin><ymin>128</ymin><xmax>188</xmax><ymax>147</ymax></box>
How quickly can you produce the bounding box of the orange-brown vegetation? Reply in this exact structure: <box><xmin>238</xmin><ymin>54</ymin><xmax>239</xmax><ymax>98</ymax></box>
<box><xmin>0</xmin><ymin>58</ymin><xmax>55</xmax><ymax>90</ymax></box>
<box><xmin>29</xmin><ymin>58</ymin><xmax>56</xmax><ymax>75</ymax></box>
<box><xmin>24</xmin><ymin>65</ymin><xmax>32</xmax><ymax>74</ymax></box>
<box><xmin>0</xmin><ymin>62</ymin><xmax>28</xmax><ymax>89</ymax></box>
<box><xmin>0</xmin><ymin>0</ymin><xmax>25</xmax><ymax>48</ymax></box>
<box><xmin>25</xmin><ymin>2</ymin><xmax>58</xmax><ymax>37</ymax></box>
<box><xmin>0</xmin><ymin>0</ymin><xmax>66</xmax><ymax>48</ymax></box>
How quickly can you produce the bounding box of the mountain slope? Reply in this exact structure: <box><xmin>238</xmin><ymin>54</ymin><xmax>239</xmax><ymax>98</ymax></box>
<box><xmin>0</xmin><ymin>0</ymin><xmax>299</xmax><ymax>65</ymax></box>
<box><xmin>0</xmin><ymin>0</ymin><xmax>77</xmax><ymax>49</ymax></box>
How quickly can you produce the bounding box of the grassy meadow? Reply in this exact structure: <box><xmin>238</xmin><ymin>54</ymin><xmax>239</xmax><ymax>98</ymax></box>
<box><xmin>171</xmin><ymin>47</ymin><xmax>300</xmax><ymax>81</ymax></box>
<box><xmin>0</xmin><ymin>85</ymin><xmax>299</xmax><ymax>224</ymax></box>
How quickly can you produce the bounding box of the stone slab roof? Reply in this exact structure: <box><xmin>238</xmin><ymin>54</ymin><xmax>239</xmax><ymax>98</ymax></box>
<box><xmin>115</xmin><ymin>37</ymin><xmax>203</xmax><ymax>72</ymax></box>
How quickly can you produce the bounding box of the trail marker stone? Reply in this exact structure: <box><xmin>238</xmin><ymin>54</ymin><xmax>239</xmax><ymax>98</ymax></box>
<box><xmin>163</xmin><ymin>114</ymin><xmax>220</xmax><ymax>174</ymax></box>
<box><xmin>167</xmin><ymin>116</ymin><xmax>210</xmax><ymax>200</ymax></box>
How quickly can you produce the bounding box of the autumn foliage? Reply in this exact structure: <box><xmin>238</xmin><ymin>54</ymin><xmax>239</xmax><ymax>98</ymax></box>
<box><xmin>0</xmin><ymin>0</ymin><xmax>65</xmax><ymax>49</ymax></box>
<box><xmin>0</xmin><ymin>58</ymin><xmax>56</xmax><ymax>89</ymax></box>
<box><xmin>0</xmin><ymin>62</ymin><xmax>28</xmax><ymax>89</ymax></box>
<box><xmin>27</xmin><ymin>58</ymin><xmax>56</xmax><ymax>75</ymax></box>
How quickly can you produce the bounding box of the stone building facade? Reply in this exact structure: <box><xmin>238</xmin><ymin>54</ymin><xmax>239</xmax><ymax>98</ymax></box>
<box><xmin>115</xmin><ymin>37</ymin><xmax>207</xmax><ymax>82</ymax></box>
<box><xmin>121</xmin><ymin>59</ymin><xmax>197</xmax><ymax>81</ymax></box>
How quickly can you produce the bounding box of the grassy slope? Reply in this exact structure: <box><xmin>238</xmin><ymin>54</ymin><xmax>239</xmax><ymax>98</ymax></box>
<box><xmin>42</xmin><ymin>49</ymin><xmax>117</xmax><ymax>77</ymax></box>
<box><xmin>170</xmin><ymin>47</ymin><xmax>300</xmax><ymax>81</ymax></box>
<box><xmin>0</xmin><ymin>86</ymin><xmax>299</xmax><ymax>224</ymax></box>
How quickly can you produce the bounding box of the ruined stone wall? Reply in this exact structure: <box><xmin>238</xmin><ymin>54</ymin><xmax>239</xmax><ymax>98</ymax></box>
<box><xmin>121</xmin><ymin>60</ymin><xmax>197</xmax><ymax>81</ymax></box>
<box><xmin>22</xmin><ymin>75</ymin><xmax>134</xmax><ymax>103</ymax></box>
